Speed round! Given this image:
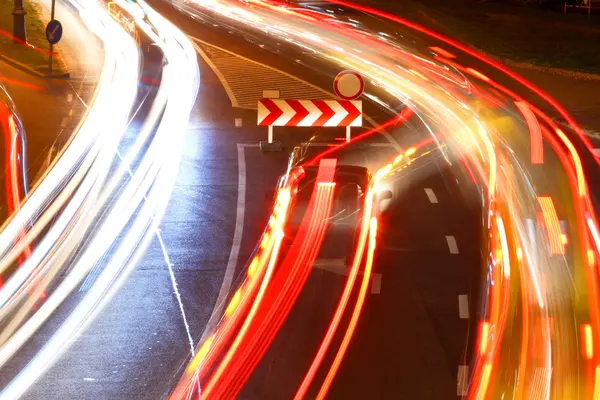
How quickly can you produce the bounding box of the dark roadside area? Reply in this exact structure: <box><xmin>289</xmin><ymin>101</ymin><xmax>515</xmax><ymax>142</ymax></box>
<box><xmin>363</xmin><ymin>0</ymin><xmax>600</xmax><ymax>75</ymax></box>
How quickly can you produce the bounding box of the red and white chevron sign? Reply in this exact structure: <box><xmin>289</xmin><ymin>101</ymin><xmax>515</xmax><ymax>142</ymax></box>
<box><xmin>257</xmin><ymin>99</ymin><xmax>362</xmax><ymax>127</ymax></box>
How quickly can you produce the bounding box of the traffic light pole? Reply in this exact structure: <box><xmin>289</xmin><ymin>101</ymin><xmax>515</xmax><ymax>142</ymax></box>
<box><xmin>11</xmin><ymin>0</ymin><xmax>27</xmax><ymax>43</ymax></box>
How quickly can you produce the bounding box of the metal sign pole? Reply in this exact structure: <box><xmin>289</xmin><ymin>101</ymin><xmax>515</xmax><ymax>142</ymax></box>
<box><xmin>268</xmin><ymin>125</ymin><xmax>274</xmax><ymax>144</ymax></box>
<box><xmin>48</xmin><ymin>0</ymin><xmax>56</xmax><ymax>73</ymax></box>
<box><xmin>346</xmin><ymin>126</ymin><xmax>351</xmax><ymax>143</ymax></box>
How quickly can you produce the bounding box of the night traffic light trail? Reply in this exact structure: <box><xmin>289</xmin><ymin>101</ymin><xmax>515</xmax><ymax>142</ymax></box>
<box><xmin>0</xmin><ymin>0</ymin><xmax>599</xmax><ymax>398</ymax></box>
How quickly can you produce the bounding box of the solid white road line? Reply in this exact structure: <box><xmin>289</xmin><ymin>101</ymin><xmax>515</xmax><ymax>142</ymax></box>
<box><xmin>457</xmin><ymin>365</ymin><xmax>468</xmax><ymax>396</ymax></box>
<box><xmin>157</xmin><ymin>231</ymin><xmax>195</xmax><ymax>356</ymax></box>
<box><xmin>424</xmin><ymin>188</ymin><xmax>438</xmax><ymax>203</ymax></box>
<box><xmin>200</xmin><ymin>144</ymin><xmax>248</xmax><ymax>341</ymax></box>
<box><xmin>446</xmin><ymin>235</ymin><xmax>459</xmax><ymax>254</ymax></box>
<box><xmin>458</xmin><ymin>294</ymin><xmax>469</xmax><ymax>319</ymax></box>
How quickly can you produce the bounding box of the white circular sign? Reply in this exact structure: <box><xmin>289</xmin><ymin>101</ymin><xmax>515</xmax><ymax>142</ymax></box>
<box><xmin>334</xmin><ymin>70</ymin><xmax>364</xmax><ymax>100</ymax></box>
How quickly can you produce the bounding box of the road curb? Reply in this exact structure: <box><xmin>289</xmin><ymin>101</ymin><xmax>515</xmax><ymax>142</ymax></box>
<box><xmin>0</xmin><ymin>53</ymin><xmax>70</xmax><ymax>80</ymax></box>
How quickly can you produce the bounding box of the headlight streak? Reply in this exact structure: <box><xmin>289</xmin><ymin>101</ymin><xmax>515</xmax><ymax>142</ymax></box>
<box><xmin>0</xmin><ymin>0</ymin><xmax>199</xmax><ymax>396</ymax></box>
<box><xmin>0</xmin><ymin>0</ymin><xmax>139</xmax><ymax>330</ymax></box>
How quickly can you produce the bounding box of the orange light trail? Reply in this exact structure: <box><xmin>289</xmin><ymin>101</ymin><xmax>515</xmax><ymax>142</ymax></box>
<box><xmin>180</xmin><ymin>185</ymin><xmax>295</xmax><ymax>390</ymax></box>
<box><xmin>219</xmin><ymin>184</ymin><xmax>335</xmax><ymax>398</ymax></box>
<box><xmin>316</xmin><ymin>217</ymin><xmax>378</xmax><ymax>400</ymax></box>
<box><xmin>479</xmin><ymin>322</ymin><xmax>489</xmax><ymax>356</ymax></box>
<box><xmin>428</xmin><ymin>46</ymin><xmax>456</xmax><ymax>59</ymax></box>
<box><xmin>294</xmin><ymin>180</ymin><xmax>375</xmax><ymax>400</ymax></box>
<box><xmin>538</xmin><ymin>196</ymin><xmax>564</xmax><ymax>255</ymax></box>
<box><xmin>0</xmin><ymin>77</ymin><xmax>42</xmax><ymax>91</ymax></box>
<box><xmin>514</xmin><ymin>101</ymin><xmax>543</xmax><ymax>164</ymax></box>
<box><xmin>306</xmin><ymin>106</ymin><xmax>413</xmax><ymax>166</ymax></box>
<box><xmin>324</xmin><ymin>0</ymin><xmax>600</xmax><ymax>166</ymax></box>
<box><xmin>584</xmin><ymin>324</ymin><xmax>594</xmax><ymax>360</ymax></box>
<box><xmin>202</xmin><ymin>159</ymin><xmax>337</xmax><ymax>399</ymax></box>
<box><xmin>0</xmin><ymin>29</ymin><xmax>61</xmax><ymax>58</ymax></box>
<box><xmin>466</xmin><ymin>68</ymin><xmax>490</xmax><ymax>82</ymax></box>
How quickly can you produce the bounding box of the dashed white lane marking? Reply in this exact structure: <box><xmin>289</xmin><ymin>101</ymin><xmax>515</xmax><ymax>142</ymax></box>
<box><xmin>60</xmin><ymin>117</ymin><xmax>68</xmax><ymax>128</ymax></box>
<box><xmin>200</xmin><ymin>143</ymin><xmax>249</xmax><ymax>342</ymax></box>
<box><xmin>313</xmin><ymin>258</ymin><xmax>382</xmax><ymax>294</ymax></box>
<box><xmin>457</xmin><ymin>365</ymin><xmax>468</xmax><ymax>396</ymax></box>
<box><xmin>67</xmin><ymin>93</ymin><xmax>73</xmax><ymax>103</ymax></box>
<box><xmin>68</xmin><ymin>109</ymin><xmax>73</xmax><ymax>117</ymax></box>
<box><xmin>371</xmin><ymin>273</ymin><xmax>382</xmax><ymax>294</ymax></box>
<box><xmin>458</xmin><ymin>294</ymin><xmax>469</xmax><ymax>319</ymax></box>
<box><xmin>424</xmin><ymin>188</ymin><xmax>438</xmax><ymax>203</ymax></box>
<box><xmin>314</xmin><ymin>258</ymin><xmax>346</xmax><ymax>274</ymax></box>
<box><xmin>188</xmin><ymin>35</ymin><xmax>402</xmax><ymax>152</ymax></box>
<box><xmin>446</xmin><ymin>235</ymin><xmax>459</xmax><ymax>254</ymax></box>
<box><xmin>235</xmin><ymin>118</ymin><xmax>242</xmax><ymax>127</ymax></box>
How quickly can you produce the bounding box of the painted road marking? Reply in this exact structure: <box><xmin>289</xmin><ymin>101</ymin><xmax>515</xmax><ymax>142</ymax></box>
<box><xmin>201</xmin><ymin>143</ymin><xmax>249</xmax><ymax>342</ymax></box>
<box><xmin>190</xmin><ymin>36</ymin><xmax>331</xmax><ymax>109</ymax></box>
<box><xmin>424</xmin><ymin>188</ymin><xmax>438</xmax><ymax>203</ymax></box>
<box><xmin>189</xmin><ymin>36</ymin><xmax>402</xmax><ymax>151</ymax></box>
<box><xmin>446</xmin><ymin>235</ymin><xmax>459</xmax><ymax>254</ymax></box>
<box><xmin>458</xmin><ymin>294</ymin><xmax>469</xmax><ymax>319</ymax></box>
<box><xmin>157</xmin><ymin>230</ymin><xmax>196</xmax><ymax>357</ymax></box>
<box><xmin>457</xmin><ymin>365</ymin><xmax>468</xmax><ymax>396</ymax></box>
<box><xmin>314</xmin><ymin>258</ymin><xmax>346</xmax><ymax>274</ymax></box>
<box><xmin>235</xmin><ymin>118</ymin><xmax>242</xmax><ymax>127</ymax></box>
<box><xmin>303</xmin><ymin>142</ymin><xmax>396</xmax><ymax>148</ymax></box>
<box><xmin>60</xmin><ymin>117</ymin><xmax>68</xmax><ymax>128</ymax></box>
<box><xmin>67</xmin><ymin>93</ymin><xmax>73</xmax><ymax>102</ymax></box>
<box><xmin>314</xmin><ymin>258</ymin><xmax>382</xmax><ymax>294</ymax></box>
<box><xmin>371</xmin><ymin>273</ymin><xmax>382</xmax><ymax>294</ymax></box>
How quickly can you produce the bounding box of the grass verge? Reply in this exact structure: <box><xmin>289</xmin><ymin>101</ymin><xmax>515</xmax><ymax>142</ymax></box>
<box><xmin>365</xmin><ymin>0</ymin><xmax>600</xmax><ymax>75</ymax></box>
<box><xmin>0</xmin><ymin>0</ymin><xmax>68</xmax><ymax>75</ymax></box>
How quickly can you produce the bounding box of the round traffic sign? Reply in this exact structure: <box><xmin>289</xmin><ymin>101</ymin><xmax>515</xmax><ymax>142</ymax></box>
<box><xmin>333</xmin><ymin>70</ymin><xmax>364</xmax><ymax>100</ymax></box>
<box><xmin>45</xmin><ymin>20</ymin><xmax>63</xmax><ymax>45</ymax></box>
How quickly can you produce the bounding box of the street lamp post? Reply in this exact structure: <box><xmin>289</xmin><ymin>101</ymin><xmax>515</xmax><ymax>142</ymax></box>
<box><xmin>11</xmin><ymin>0</ymin><xmax>27</xmax><ymax>43</ymax></box>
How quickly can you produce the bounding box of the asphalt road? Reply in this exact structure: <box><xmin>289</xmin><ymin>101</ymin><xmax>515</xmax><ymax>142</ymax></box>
<box><xmin>0</xmin><ymin>1</ymin><xmax>482</xmax><ymax>398</ymax></box>
<box><xmin>7</xmin><ymin>0</ymin><xmax>599</xmax><ymax>398</ymax></box>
